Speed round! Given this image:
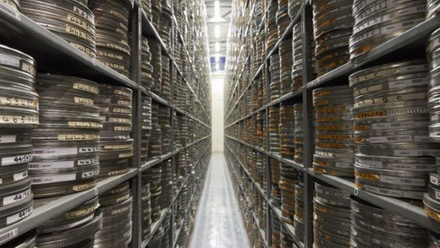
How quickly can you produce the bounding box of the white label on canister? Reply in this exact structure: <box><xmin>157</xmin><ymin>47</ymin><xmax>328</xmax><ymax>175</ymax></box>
<box><xmin>394</xmin><ymin>150</ymin><xmax>440</xmax><ymax>156</ymax></box>
<box><xmin>372</xmin><ymin>121</ymin><xmax>429</xmax><ymax>130</ymax></box>
<box><xmin>1</xmin><ymin>154</ymin><xmax>31</xmax><ymax>165</ymax></box>
<box><xmin>369</xmin><ymin>135</ymin><xmax>412</xmax><ymax>143</ymax></box>
<box><xmin>0</xmin><ymin>228</ymin><xmax>18</xmax><ymax>243</ymax></box>
<box><xmin>380</xmin><ymin>175</ymin><xmax>426</xmax><ymax>186</ymax></box>
<box><xmin>3</xmin><ymin>189</ymin><xmax>31</xmax><ymax>206</ymax></box>
<box><xmin>29</xmin><ymin>161</ymin><xmax>75</xmax><ymax>169</ymax></box>
<box><xmin>335</xmin><ymin>162</ymin><xmax>352</xmax><ymax>168</ymax></box>
<box><xmin>81</xmin><ymin>170</ymin><xmax>98</xmax><ymax>178</ymax></box>
<box><xmin>0</xmin><ymin>135</ymin><xmax>16</xmax><ymax>144</ymax></box>
<box><xmin>78</xmin><ymin>146</ymin><xmax>99</xmax><ymax>153</ymax></box>
<box><xmin>31</xmin><ymin>174</ymin><xmax>76</xmax><ymax>184</ymax></box>
<box><xmin>33</xmin><ymin>148</ymin><xmax>77</xmax><ymax>157</ymax></box>
<box><xmin>0</xmin><ymin>54</ymin><xmax>19</xmax><ymax>67</ymax></box>
<box><xmin>430</xmin><ymin>175</ymin><xmax>439</xmax><ymax>185</ymax></box>
<box><xmin>73</xmin><ymin>82</ymin><xmax>99</xmax><ymax>94</ymax></box>
<box><xmin>13</xmin><ymin>171</ymin><xmax>27</xmax><ymax>181</ymax></box>
<box><xmin>387</xmin><ymin>163</ymin><xmax>436</xmax><ymax>171</ymax></box>
<box><xmin>6</xmin><ymin>207</ymin><xmax>32</xmax><ymax>225</ymax></box>
<box><xmin>436</xmin><ymin>191</ymin><xmax>440</xmax><ymax>200</ymax></box>
<box><xmin>359</xmin><ymin>159</ymin><xmax>383</xmax><ymax>167</ymax></box>
<box><xmin>389</xmin><ymin>78</ymin><xmax>428</xmax><ymax>89</ymax></box>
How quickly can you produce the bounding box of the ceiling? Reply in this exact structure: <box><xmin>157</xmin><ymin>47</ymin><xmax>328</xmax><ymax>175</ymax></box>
<box><xmin>205</xmin><ymin>0</ymin><xmax>232</xmax><ymax>71</ymax></box>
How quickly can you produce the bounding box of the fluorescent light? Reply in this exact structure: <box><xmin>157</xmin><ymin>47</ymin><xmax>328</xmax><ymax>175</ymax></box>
<box><xmin>214</xmin><ymin>1</ymin><xmax>220</xmax><ymax>19</ymax></box>
<box><xmin>215</xmin><ymin>55</ymin><xmax>220</xmax><ymax>62</ymax></box>
<box><xmin>215</xmin><ymin>25</ymin><xmax>220</xmax><ymax>38</ymax></box>
<box><xmin>215</xmin><ymin>42</ymin><xmax>220</xmax><ymax>52</ymax></box>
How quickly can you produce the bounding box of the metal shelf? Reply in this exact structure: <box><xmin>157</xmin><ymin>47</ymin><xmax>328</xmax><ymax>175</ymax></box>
<box><xmin>226</xmin><ymin>88</ymin><xmax>304</xmax><ymax>128</ymax></box>
<box><xmin>225</xmin><ymin>6</ymin><xmax>302</xmax><ymax>121</ymax></box>
<box><xmin>140</xmin><ymin>135</ymin><xmax>211</xmax><ymax>172</ymax></box>
<box><xmin>307</xmin><ymin>15</ymin><xmax>440</xmax><ymax>89</ymax></box>
<box><xmin>142</xmin><ymin>145</ymin><xmax>209</xmax><ymax>248</ymax></box>
<box><xmin>308</xmin><ymin>169</ymin><xmax>440</xmax><ymax>234</ymax></box>
<box><xmin>0</xmin><ymin>4</ymin><xmax>138</xmax><ymax>90</ymax></box>
<box><xmin>0</xmin><ymin>168</ymin><xmax>138</xmax><ymax>245</ymax></box>
<box><xmin>269</xmin><ymin>201</ymin><xmax>304</xmax><ymax>248</ymax></box>
<box><xmin>225</xmin><ymin>135</ymin><xmax>304</xmax><ymax>171</ymax></box>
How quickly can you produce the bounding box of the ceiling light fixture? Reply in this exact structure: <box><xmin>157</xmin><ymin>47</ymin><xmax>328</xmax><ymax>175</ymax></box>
<box><xmin>214</xmin><ymin>1</ymin><xmax>220</xmax><ymax>19</ymax></box>
<box><xmin>215</xmin><ymin>25</ymin><xmax>220</xmax><ymax>38</ymax></box>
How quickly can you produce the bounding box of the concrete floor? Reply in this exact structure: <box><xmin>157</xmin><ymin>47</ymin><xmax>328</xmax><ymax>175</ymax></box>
<box><xmin>188</xmin><ymin>152</ymin><xmax>250</xmax><ymax>248</ymax></box>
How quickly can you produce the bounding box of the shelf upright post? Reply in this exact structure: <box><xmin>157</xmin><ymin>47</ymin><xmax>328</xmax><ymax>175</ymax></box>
<box><xmin>265</xmin><ymin>57</ymin><xmax>272</xmax><ymax>247</ymax></box>
<box><xmin>301</xmin><ymin>2</ymin><xmax>315</xmax><ymax>247</ymax></box>
<box><xmin>131</xmin><ymin>1</ymin><xmax>143</xmax><ymax>247</ymax></box>
<box><xmin>170</xmin><ymin>4</ymin><xmax>177</xmax><ymax>245</ymax></box>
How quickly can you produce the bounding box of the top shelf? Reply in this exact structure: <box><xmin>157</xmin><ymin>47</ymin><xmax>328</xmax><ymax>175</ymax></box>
<box><xmin>0</xmin><ymin>3</ymin><xmax>138</xmax><ymax>90</ymax></box>
<box><xmin>307</xmin><ymin>14</ymin><xmax>440</xmax><ymax>89</ymax></box>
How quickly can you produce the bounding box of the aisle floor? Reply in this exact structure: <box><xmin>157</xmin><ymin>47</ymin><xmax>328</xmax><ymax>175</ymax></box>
<box><xmin>188</xmin><ymin>152</ymin><xmax>250</xmax><ymax>248</ymax></box>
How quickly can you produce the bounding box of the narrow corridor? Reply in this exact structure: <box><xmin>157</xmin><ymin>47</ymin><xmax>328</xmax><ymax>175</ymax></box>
<box><xmin>188</xmin><ymin>153</ymin><xmax>250</xmax><ymax>248</ymax></box>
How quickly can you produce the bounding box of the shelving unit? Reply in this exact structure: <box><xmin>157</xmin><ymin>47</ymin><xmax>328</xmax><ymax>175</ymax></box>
<box><xmin>224</xmin><ymin>1</ymin><xmax>440</xmax><ymax>248</ymax></box>
<box><xmin>0</xmin><ymin>0</ymin><xmax>212</xmax><ymax>247</ymax></box>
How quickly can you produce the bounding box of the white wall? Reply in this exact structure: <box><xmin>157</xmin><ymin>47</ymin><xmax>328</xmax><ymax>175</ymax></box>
<box><xmin>211</xmin><ymin>75</ymin><xmax>224</xmax><ymax>152</ymax></box>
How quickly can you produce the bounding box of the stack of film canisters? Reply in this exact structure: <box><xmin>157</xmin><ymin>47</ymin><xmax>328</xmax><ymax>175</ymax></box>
<box><xmin>277</xmin><ymin>0</ymin><xmax>290</xmax><ymax>36</ymax></box>
<box><xmin>350</xmin><ymin>59</ymin><xmax>439</xmax><ymax>200</ymax></box>
<box><xmin>36</xmin><ymin>197</ymin><xmax>102</xmax><ymax>248</ymax></box>
<box><xmin>313</xmin><ymin>182</ymin><xmax>351</xmax><ymax>248</ymax></box>
<box><xmin>160</xmin><ymin>211</ymin><xmax>171</xmax><ymax>248</ymax></box>
<box><xmin>158</xmin><ymin>106</ymin><xmax>171</xmax><ymax>154</ymax></box>
<box><xmin>151</xmin><ymin>0</ymin><xmax>162</xmax><ymax>29</ymax></box>
<box><xmin>141</xmin><ymin>96</ymin><xmax>152</xmax><ymax>164</ymax></box>
<box><xmin>271</xmin><ymin>159</ymin><xmax>282</xmax><ymax>208</ymax></box>
<box><xmin>272</xmin><ymin>214</ymin><xmax>281</xmax><ymax>248</ymax></box>
<box><xmin>280</xmin><ymin>103</ymin><xmax>295</xmax><ymax>159</ymax></box>
<box><xmin>428</xmin><ymin>0</ymin><xmax>440</xmax><ymax>19</ymax></box>
<box><xmin>173</xmin><ymin>113</ymin><xmax>182</xmax><ymax>149</ymax></box>
<box><xmin>1</xmin><ymin>0</ymin><xmax>21</xmax><ymax>11</ymax></box>
<box><xmin>142</xmin><ymin>0</ymin><xmax>152</xmax><ymax>20</ymax></box>
<box><xmin>256</xmin><ymin>152</ymin><xmax>265</xmax><ymax>186</ymax></box>
<box><xmin>294</xmin><ymin>104</ymin><xmax>304</xmax><ymax>164</ymax></box>
<box><xmin>149</xmin><ymin>38</ymin><xmax>162</xmax><ymax>95</ymax></box>
<box><xmin>313</xmin><ymin>85</ymin><xmax>354</xmax><ymax>177</ymax></box>
<box><xmin>267</xmin><ymin>1</ymin><xmax>278</xmax><ymax>52</ymax></box>
<box><xmin>177</xmin><ymin>152</ymin><xmax>187</xmax><ymax>186</ymax></box>
<box><xmin>0</xmin><ymin>45</ymin><xmax>36</xmax><ymax>227</ymax></box>
<box><xmin>89</xmin><ymin>0</ymin><xmax>132</xmax><ymax>76</ymax></box>
<box><xmin>160</xmin><ymin>160</ymin><xmax>173</xmax><ymax>209</ymax></box>
<box><xmin>94</xmin><ymin>182</ymin><xmax>132</xmax><ymax>248</ymax></box>
<box><xmin>281</xmin><ymin>228</ymin><xmax>296</xmax><ymax>248</ymax></box>
<box><xmin>280</xmin><ymin>164</ymin><xmax>297</xmax><ymax>225</ymax></box>
<box><xmin>159</xmin><ymin>3</ymin><xmax>172</xmax><ymax>51</ymax></box>
<box><xmin>142</xmin><ymin>181</ymin><xmax>152</xmax><ymax>240</ymax></box>
<box><xmin>288</xmin><ymin>0</ymin><xmax>301</xmax><ymax>18</ymax></box>
<box><xmin>312</xmin><ymin>0</ymin><xmax>353</xmax><ymax>76</ymax></box>
<box><xmin>280</xmin><ymin>38</ymin><xmax>293</xmax><ymax>96</ymax></box>
<box><xmin>149</xmin><ymin>103</ymin><xmax>162</xmax><ymax>159</ymax></box>
<box><xmin>32</xmin><ymin>74</ymin><xmax>101</xmax><ymax>198</ymax></box>
<box><xmin>294</xmin><ymin>173</ymin><xmax>304</xmax><ymax>241</ymax></box>
<box><xmin>350</xmin><ymin>197</ymin><xmax>428</xmax><ymax>247</ymax></box>
<box><xmin>270</xmin><ymin>54</ymin><xmax>281</xmax><ymax>101</ymax></box>
<box><xmin>97</xmin><ymin>85</ymin><xmax>133</xmax><ymax>177</ymax></box>
<box><xmin>1</xmin><ymin>230</ymin><xmax>36</xmax><ymax>247</ymax></box>
<box><xmin>161</xmin><ymin>56</ymin><xmax>171</xmax><ymax>102</ymax></box>
<box><xmin>429</xmin><ymin>28</ymin><xmax>440</xmax><ymax>141</ymax></box>
<box><xmin>141</xmin><ymin>37</ymin><xmax>154</xmax><ymax>90</ymax></box>
<box><xmin>21</xmin><ymin>0</ymin><xmax>96</xmax><ymax>58</ymax></box>
<box><xmin>427</xmin><ymin>27</ymin><xmax>440</xmax><ymax>223</ymax></box>
<box><xmin>350</xmin><ymin>0</ymin><xmax>426</xmax><ymax>59</ymax></box>
<box><xmin>269</xmin><ymin>106</ymin><xmax>280</xmax><ymax>154</ymax></box>
<box><xmin>144</xmin><ymin>166</ymin><xmax>162</xmax><ymax>222</ymax></box>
